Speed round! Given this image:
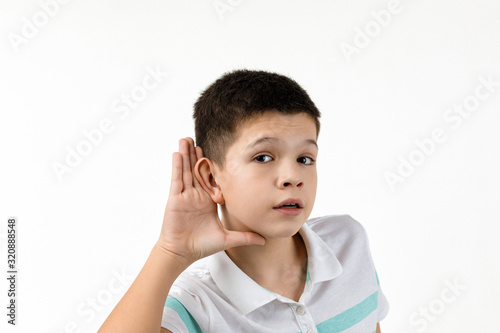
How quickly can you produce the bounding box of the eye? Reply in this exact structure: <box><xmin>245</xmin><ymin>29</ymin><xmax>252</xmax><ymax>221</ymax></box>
<box><xmin>254</xmin><ymin>155</ymin><xmax>273</xmax><ymax>163</ymax></box>
<box><xmin>298</xmin><ymin>156</ymin><xmax>315</xmax><ymax>165</ymax></box>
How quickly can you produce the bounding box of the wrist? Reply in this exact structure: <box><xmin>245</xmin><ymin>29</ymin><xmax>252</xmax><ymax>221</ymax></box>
<box><xmin>152</xmin><ymin>241</ymin><xmax>194</xmax><ymax>272</ymax></box>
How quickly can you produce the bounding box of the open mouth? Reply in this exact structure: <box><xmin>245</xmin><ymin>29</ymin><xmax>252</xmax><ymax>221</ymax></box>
<box><xmin>275</xmin><ymin>203</ymin><xmax>301</xmax><ymax>209</ymax></box>
<box><xmin>273</xmin><ymin>203</ymin><xmax>302</xmax><ymax>216</ymax></box>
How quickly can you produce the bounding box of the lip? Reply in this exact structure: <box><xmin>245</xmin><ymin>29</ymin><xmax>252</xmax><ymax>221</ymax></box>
<box><xmin>273</xmin><ymin>207</ymin><xmax>302</xmax><ymax>216</ymax></box>
<box><xmin>273</xmin><ymin>198</ymin><xmax>304</xmax><ymax>209</ymax></box>
<box><xmin>273</xmin><ymin>198</ymin><xmax>304</xmax><ymax>216</ymax></box>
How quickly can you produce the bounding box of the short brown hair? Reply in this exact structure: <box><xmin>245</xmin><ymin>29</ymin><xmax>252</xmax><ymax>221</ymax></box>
<box><xmin>193</xmin><ymin>69</ymin><xmax>321</xmax><ymax>168</ymax></box>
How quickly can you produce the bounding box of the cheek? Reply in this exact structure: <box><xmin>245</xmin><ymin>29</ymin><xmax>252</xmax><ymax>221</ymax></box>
<box><xmin>309</xmin><ymin>169</ymin><xmax>318</xmax><ymax>185</ymax></box>
<box><xmin>234</xmin><ymin>178</ymin><xmax>270</xmax><ymax>212</ymax></box>
<box><xmin>222</xmin><ymin>172</ymin><xmax>260</xmax><ymax>206</ymax></box>
<box><xmin>306</xmin><ymin>172</ymin><xmax>318</xmax><ymax>201</ymax></box>
<box><xmin>225</xmin><ymin>159</ymin><xmax>244</xmax><ymax>177</ymax></box>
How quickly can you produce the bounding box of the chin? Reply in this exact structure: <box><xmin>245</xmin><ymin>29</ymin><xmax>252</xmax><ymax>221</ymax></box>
<box><xmin>263</xmin><ymin>223</ymin><xmax>305</xmax><ymax>239</ymax></box>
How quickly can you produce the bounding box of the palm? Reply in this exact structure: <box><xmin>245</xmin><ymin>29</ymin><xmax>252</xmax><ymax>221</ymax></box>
<box><xmin>157</xmin><ymin>138</ymin><xmax>264</xmax><ymax>264</ymax></box>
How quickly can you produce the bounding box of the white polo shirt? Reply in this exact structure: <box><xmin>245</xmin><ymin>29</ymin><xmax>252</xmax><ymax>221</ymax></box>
<box><xmin>161</xmin><ymin>214</ymin><xmax>389</xmax><ymax>332</ymax></box>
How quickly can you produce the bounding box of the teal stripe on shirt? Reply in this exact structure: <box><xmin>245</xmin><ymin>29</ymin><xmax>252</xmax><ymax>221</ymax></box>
<box><xmin>316</xmin><ymin>291</ymin><xmax>379</xmax><ymax>333</ymax></box>
<box><xmin>306</xmin><ymin>259</ymin><xmax>311</xmax><ymax>283</ymax></box>
<box><xmin>164</xmin><ymin>296</ymin><xmax>202</xmax><ymax>333</ymax></box>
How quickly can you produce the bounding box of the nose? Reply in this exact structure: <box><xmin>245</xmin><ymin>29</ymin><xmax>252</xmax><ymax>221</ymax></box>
<box><xmin>277</xmin><ymin>162</ymin><xmax>303</xmax><ymax>189</ymax></box>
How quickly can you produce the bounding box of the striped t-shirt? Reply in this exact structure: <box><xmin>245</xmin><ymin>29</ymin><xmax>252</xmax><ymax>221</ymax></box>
<box><xmin>162</xmin><ymin>214</ymin><xmax>389</xmax><ymax>332</ymax></box>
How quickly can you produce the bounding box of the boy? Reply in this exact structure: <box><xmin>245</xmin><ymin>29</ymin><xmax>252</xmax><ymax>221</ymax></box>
<box><xmin>99</xmin><ymin>69</ymin><xmax>389</xmax><ymax>332</ymax></box>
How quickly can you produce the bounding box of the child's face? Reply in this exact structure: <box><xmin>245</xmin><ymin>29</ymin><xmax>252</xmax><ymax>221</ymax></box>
<box><xmin>213</xmin><ymin>111</ymin><xmax>318</xmax><ymax>239</ymax></box>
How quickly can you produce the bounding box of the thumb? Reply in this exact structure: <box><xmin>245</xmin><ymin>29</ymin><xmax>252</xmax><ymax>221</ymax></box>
<box><xmin>223</xmin><ymin>230</ymin><xmax>266</xmax><ymax>250</ymax></box>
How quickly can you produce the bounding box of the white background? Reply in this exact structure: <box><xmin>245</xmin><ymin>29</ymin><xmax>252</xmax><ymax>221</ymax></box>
<box><xmin>1</xmin><ymin>0</ymin><xmax>499</xmax><ymax>332</ymax></box>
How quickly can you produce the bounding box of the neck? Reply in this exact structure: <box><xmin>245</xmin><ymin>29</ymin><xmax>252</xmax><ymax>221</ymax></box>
<box><xmin>223</xmin><ymin>223</ymin><xmax>308</xmax><ymax>301</ymax></box>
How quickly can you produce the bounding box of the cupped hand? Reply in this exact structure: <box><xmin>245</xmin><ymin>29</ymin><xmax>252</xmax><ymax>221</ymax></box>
<box><xmin>156</xmin><ymin>137</ymin><xmax>265</xmax><ymax>265</ymax></box>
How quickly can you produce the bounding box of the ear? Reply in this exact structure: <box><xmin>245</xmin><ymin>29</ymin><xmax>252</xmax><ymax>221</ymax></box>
<box><xmin>194</xmin><ymin>157</ymin><xmax>225</xmax><ymax>205</ymax></box>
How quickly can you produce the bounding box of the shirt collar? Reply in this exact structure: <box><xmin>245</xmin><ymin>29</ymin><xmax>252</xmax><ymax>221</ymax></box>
<box><xmin>208</xmin><ymin>249</ymin><xmax>277</xmax><ymax>315</ymax></box>
<box><xmin>300</xmin><ymin>221</ymin><xmax>343</xmax><ymax>284</ymax></box>
<box><xmin>207</xmin><ymin>222</ymin><xmax>343</xmax><ymax>315</ymax></box>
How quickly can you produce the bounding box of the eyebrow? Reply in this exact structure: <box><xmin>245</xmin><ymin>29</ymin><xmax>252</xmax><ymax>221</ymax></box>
<box><xmin>245</xmin><ymin>136</ymin><xmax>318</xmax><ymax>151</ymax></box>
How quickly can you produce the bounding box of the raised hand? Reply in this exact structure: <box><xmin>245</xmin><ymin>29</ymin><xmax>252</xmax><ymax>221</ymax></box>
<box><xmin>156</xmin><ymin>137</ymin><xmax>265</xmax><ymax>265</ymax></box>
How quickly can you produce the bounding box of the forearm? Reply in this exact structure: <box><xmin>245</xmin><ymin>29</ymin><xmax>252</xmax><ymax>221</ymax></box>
<box><xmin>98</xmin><ymin>243</ymin><xmax>190</xmax><ymax>333</ymax></box>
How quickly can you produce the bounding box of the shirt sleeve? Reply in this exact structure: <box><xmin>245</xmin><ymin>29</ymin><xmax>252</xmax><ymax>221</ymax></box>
<box><xmin>353</xmin><ymin>215</ymin><xmax>390</xmax><ymax>323</ymax></box>
<box><xmin>161</xmin><ymin>289</ymin><xmax>203</xmax><ymax>333</ymax></box>
<box><xmin>375</xmin><ymin>271</ymin><xmax>390</xmax><ymax>322</ymax></box>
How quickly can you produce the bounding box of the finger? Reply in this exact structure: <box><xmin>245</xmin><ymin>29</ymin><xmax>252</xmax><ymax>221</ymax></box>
<box><xmin>169</xmin><ymin>152</ymin><xmax>183</xmax><ymax>196</ymax></box>
<box><xmin>195</xmin><ymin>146</ymin><xmax>203</xmax><ymax>160</ymax></box>
<box><xmin>186</xmin><ymin>137</ymin><xmax>199</xmax><ymax>187</ymax></box>
<box><xmin>186</xmin><ymin>137</ymin><xmax>197</xmax><ymax>171</ymax></box>
<box><xmin>179</xmin><ymin>139</ymin><xmax>193</xmax><ymax>189</ymax></box>
<box><xmin>186</xmin><ymin>138</ymin><xmax>199</xmax><ymax>188</ymax></box>
<box><xmin>192</xmin><ymin>146</ymin><xmax>204</xmax><ymax>189</ymax></box>
<box><xmin>223</xmin><ymin>230</ymin><xmax>266</xmax><ymax>250</ymax></box>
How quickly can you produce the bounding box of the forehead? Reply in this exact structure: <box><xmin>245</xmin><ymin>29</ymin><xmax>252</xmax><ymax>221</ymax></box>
<box><xmin>234</xmin><ymin>112</ymin><xmax>317</xmax><ymax>143</ymax></box>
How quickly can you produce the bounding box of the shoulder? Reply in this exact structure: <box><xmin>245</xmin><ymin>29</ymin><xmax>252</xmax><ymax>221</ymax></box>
<box><xmin>164</xmin><ymin>256</ymin><xmax>218</xmax><ymax>314</ymax></box>
<box><xmin>305</xmin><ymin>215</ymin><xmax>390</xmax><ymax>322</ymax></box>
<box><xmin>169</xmin><ymin>257</ymin><xmax>213</xmax><ymax>296</ymax></box>
<box><xmin>306</xmin><ymin>214</ymin><xmax>367</xmax><ymax>239</ymax></box>
<box><xmin>305</xmin><ymin>214</ymin><xmax>373</xmax><ymax>258</ymax></box>
<box><xmin>162</xmin><ymin>258</ymin><xmax>214</xmax><ymax>331</ymax></box>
